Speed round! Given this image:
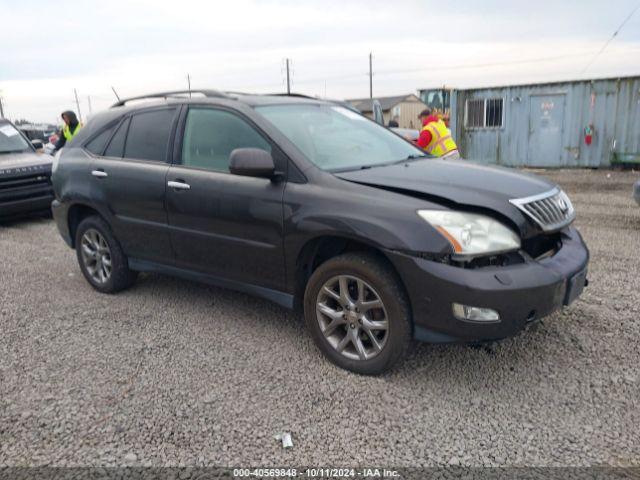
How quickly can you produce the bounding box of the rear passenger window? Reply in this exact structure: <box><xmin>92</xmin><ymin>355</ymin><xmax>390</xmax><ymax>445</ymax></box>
<box><xmin>181</xmin><ymin>108</ymin><xmax>271</xmax><ymax>172</ymax></box>
<box><xmin>124</xmin><ymin>109</ymin><xmax>176</xmax><ymax>162</ymax></box>
<box><xmin>85</xmin><ymin>123</ymin><xmax>117</xmax><ymax>155</ymax></box>
<box><xmin>104</xmin><ymin>118</ymin><xmax>129</xmax><ymax>158</ymax></box>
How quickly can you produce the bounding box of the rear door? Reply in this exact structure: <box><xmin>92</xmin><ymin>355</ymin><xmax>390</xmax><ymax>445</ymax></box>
<box><xmin>90</xmin><ymin>107</ymin><xmax>178</xmax><ymax>262</ymax></box>
<box><xmin>166</xmin><ymin>106</ymin><xmax>286</xmax><ymax>291</ymax></box>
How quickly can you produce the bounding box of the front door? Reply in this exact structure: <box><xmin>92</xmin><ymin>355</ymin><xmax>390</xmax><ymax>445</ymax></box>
<box><xmin>91</xmin><ymin>107</ymin><xmax>178</xmax><ymax>262</ymax></box>
<box><xmin>166</xmin><ymin>106</ymin><xmax>286</xmax><ymax>291</ymax></box>
<box><xmin>527</xmin><ymin>94</ymin><xmax>566</xmax><ymax>167</ymax></box>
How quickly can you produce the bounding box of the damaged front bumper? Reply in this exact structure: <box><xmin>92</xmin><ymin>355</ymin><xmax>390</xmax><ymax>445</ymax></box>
<box><xmin>386</xmin><ymin>227</ymin><xmax>590</xmax><ymax>343</ymax></box>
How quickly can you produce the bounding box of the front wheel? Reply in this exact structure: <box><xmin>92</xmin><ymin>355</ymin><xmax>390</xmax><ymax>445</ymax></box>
<box><xmin>303</xmin><ymin>253</ymin><xmax>412</xmax><ymax>375</ymax></box>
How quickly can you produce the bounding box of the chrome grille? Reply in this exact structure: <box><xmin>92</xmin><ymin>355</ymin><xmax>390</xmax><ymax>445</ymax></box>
<box><xmin>510</xmin><ymin>188</ymin><xmax>575</xmax><ymax>232</ymax></box>
<box><xmin>0</xmin><ymin>172</ymin><xmax>52</xmax><ymax>204</ymax></box>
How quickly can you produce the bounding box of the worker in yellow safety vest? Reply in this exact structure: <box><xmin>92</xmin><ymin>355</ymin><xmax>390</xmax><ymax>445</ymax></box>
<box><xmin>54</xmin><ymin>110</ymin><xmax>82</xmax><ymax>152</ymax></box>
<box><xmin>415</xmin><ymin>108</ymin><xmax>459</xmax><ymax>158</ymax></box>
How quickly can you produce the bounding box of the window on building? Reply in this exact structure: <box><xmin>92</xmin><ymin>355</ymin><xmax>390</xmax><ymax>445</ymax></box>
<box><xmin>466</xmin><ymin>99</ymin><xmax>485</xmax><ymax>128</ymax></box>
<box><xmin>466</xmin><ymin>98</ymin><xmax>504</xmax><ymax>128</ymax></box>
<box><xmin>485</xmin><ymin>98</ymin><xmax>503</xmax><ymax>127</ymax></box>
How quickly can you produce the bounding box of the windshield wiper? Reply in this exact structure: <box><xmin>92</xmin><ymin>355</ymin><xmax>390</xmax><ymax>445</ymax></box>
<box><xmin>393</xmin><ymin>153</ymin><xmax>428</xmax><ymax>164</ymax></box>
<box><xmin>0</xmin><ymin>149</ymin><xmax>29</xmax><ymax>154</ymax></box>
<box><xmin>332</xmin><ymin>155</ymin><xmax>428</xmax><ymax>173</ymax></box>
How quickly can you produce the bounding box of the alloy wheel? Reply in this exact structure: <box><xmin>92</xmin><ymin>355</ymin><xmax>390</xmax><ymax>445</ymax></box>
<box><xmin>315</xmin><ymin>275</ymin><xmax>389</xmax><ymax>361</ymax></box>
<box><xmin>80</xmin><ymin>228</ymin><xmax>112</xmax><ymax>284</ymax></box>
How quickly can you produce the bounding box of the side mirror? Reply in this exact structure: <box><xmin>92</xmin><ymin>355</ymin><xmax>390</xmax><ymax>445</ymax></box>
<box><xmin>229</xmin><ymin>148</ymin><xmax>277</xmax><ymax>179</ymax></box>
<box><xmin>31</xmin><ymin>139</ymin><xmax>44</xmax><ymax>150</ymax></box>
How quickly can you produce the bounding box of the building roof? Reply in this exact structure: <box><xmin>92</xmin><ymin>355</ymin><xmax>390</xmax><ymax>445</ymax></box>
<box><xmin>348</xmin><ymin>94</ymin><xmax>422</xmax><ymax>113</ymax></box>
<box><xmin>418</xmin><ymin>73</ymin><xmax>640</xmax><ymax>93</ymax></box>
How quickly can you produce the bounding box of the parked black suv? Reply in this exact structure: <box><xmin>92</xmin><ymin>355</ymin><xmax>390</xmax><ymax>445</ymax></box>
<box><xmin>52</xmin><ymin>90</ymin><xmax>589</xmax><ymax>374</ymax></box>
<box><xmin>1</xmin><ymin>119</ymin><xmax>54</xmax><ymax>220</ymax></box>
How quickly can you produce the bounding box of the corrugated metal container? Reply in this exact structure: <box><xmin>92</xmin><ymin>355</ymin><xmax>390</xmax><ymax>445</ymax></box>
<box><xmin>447</xmin><ymin>75</ymin><xmax>640</xmax><ymax>167</ymax></box>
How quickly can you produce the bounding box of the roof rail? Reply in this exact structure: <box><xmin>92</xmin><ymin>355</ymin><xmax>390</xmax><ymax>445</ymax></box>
<box><xmin>269</xmin><ymin>93</ymin><xmax>318</xmax><ymax>99</ymax></box>
<box><xmin>110</xmin><ymin>89</ymin><xmax>231</xmax><ymax>108</ymax></box>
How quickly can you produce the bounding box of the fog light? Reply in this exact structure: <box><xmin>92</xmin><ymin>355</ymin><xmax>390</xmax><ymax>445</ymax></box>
<box><xmin>452</xmin><ymin>303</ymin><xmax>500</xmax><ymax>322</ymax></box>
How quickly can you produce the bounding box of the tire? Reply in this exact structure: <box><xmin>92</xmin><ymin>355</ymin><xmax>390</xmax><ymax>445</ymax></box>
<box><xmin>303</xmin><ymin>252</ymin><xmax>412</xmax><ymax>375</ymax></box>
<box><xmin>74</xmin><ymin>215</ymin><xmax>137</xmax><ymax>293</ymax></box>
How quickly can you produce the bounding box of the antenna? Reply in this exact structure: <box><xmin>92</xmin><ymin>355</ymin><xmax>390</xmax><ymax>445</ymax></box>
<box><xmin>111</xmin><ymin>86</ymin><xmax>121</xmax><ymax>102</ymax></box>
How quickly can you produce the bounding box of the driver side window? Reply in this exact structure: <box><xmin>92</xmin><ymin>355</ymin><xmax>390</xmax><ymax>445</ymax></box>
<box><xmin>181</xmin><ymin>108</ymin><xmax>271</xmax><ymax>172</ymax></box>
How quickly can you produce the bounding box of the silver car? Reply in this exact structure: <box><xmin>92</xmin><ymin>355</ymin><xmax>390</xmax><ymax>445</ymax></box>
<box><xmin>0</xmin><ymin>119</ymin><xmax>54</xmax><ymax>219</ymax></box>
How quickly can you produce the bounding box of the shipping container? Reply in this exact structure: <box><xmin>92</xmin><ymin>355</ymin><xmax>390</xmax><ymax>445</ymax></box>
<box><xmin>420</xmin><ymin>76</ymin><xmax>640</xmax><ymax>167</ymax></box>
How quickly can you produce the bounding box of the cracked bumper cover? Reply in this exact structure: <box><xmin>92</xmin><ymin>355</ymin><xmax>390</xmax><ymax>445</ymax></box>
<box><xmin>386</xmin><ymin>227</ymin><xmax>589</xmax><ymax>343</ymax></box>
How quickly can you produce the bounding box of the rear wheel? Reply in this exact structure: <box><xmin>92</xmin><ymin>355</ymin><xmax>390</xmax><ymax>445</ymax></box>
<box><xmin>304</xmin><ymin>253</ymin><xmax>412</xmax><ymax>375</ymax></box>
<box><xmin>75</xmin><ymin>216</ymin><xmax>137</xmax><ymax>293</ymax></box>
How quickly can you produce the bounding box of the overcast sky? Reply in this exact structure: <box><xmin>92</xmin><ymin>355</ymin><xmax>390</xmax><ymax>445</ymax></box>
<box><xmin>1</xmin><ymin>0</ymin><xmax>639</xmax><ymax>123</ymax></box>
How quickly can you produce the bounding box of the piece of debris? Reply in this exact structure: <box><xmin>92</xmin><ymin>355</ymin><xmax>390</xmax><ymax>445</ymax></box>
<box><xmin>274</xmin><ymin>432</ymin><xmax>293</xmax><ymax>449</ymax></box>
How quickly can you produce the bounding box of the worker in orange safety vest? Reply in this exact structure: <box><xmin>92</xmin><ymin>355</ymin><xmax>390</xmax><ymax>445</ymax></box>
<box><xmin>415</xmin><ymin>108</ymin><xmax>459</xmax><ymax>158</ymax></box>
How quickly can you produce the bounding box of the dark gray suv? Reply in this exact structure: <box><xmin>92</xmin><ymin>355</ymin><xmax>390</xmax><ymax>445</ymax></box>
<box><xmin>51</xmin><ymin>90</ymin><xmax>589</xmax><ymax>374</ymax></box>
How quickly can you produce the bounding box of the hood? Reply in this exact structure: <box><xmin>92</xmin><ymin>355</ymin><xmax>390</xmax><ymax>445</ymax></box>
<box><xmin>335</xmin><ymin>158</ymin><xmax>558</xmax><ymax>237</ymax></box>
<box><xmin>0</xmin><ymin>152</ymin><xmax>53</xmax><ymax>178</ymax></box>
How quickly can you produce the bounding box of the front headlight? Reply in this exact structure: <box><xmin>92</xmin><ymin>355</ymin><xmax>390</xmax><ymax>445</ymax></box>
<box><xmin>417</xmin><ymin>210</ymin><xmax>521</xmax><ymax>256</ymax></box>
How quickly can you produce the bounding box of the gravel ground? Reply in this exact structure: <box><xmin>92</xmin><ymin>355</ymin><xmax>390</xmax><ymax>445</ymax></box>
<box><xmin>0</xmin><ymin>169</ymin><xmax>639</xmax><ymax>468</ymax></box>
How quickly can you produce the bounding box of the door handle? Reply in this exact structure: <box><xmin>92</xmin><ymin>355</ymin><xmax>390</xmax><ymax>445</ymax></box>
<box><xmin>168</xmin><ymin>180</ymin><xmax>190</xmax><ymax>190</ymax></box>
<box><xmin>91</xmin><ymin>170</ymin><xmax>108</xmax><ymax>178</ymax></box>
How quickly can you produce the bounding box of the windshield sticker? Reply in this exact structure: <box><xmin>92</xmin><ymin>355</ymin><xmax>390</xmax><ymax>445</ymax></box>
<box><xmin>0</xmin><ymin>125</ymin><xmax>19</xmax><ymax>137</ymax></box>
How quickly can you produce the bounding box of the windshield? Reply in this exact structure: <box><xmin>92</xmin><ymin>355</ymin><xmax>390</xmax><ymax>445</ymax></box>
<box><xmin>0</xmin><ymin>123</ymin><xmax>31</xmax><ymax>154</ymax></box>
<box><xmin>256</xmin><ymin>104</ymin><xmax>426</xmax><ymax>171</ymax></box>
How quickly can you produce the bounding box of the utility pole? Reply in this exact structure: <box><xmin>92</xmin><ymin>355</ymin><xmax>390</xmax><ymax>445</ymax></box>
<box><xmin>285</xmin><ymin>58</ymin><xmax>291</xmax><ymax>95</ymax></box>
<box><xmin>73</xmin><ymin>88</ymin><xmax>83</xmax><ymax>123</ymax></box>
<box><xmin>369</xmin><ymin>52</ymin><xmax>373</xmax><ymax>99</ymax></box>
<box><xmin>0</xmin><ymin>95</ymin><xmax>4</xmax><ymax>119</ymax></box>
<box><xmin>187</xmin><ymin>73</ymin><xmax>191</xmax><ymax>97</ymax></box>
<box><xmin>87</xmin><ymin>96</ymin><xmax>93</xmax><ymax>115</ymax></box>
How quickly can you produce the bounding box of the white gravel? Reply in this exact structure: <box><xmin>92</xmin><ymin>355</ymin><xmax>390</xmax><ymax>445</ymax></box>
<box><xmin>0</xmin><ymin>169</ymin><xmax>638</xmax><ymax>467</ymax></box>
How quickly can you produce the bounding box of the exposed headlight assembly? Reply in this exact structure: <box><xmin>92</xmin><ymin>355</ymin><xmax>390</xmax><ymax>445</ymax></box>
<box><xmin>417</xmin><ymin>210</ymin><xmax>521</xmax><ymax>256</ymax></box>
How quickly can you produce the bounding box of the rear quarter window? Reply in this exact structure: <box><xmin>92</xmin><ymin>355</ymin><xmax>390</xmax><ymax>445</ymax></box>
<box><xmin>84</xmin><ymin>123</ymin><xmax>117</xmax><ymax>155</ymax></box>
<box><xmin>104</xmin><ymin>118</ymin><xmax>130</xmax><ymax>158</ymax></box>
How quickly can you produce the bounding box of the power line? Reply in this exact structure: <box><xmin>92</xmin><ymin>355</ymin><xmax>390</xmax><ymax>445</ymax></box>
<box><xmin>377</xmin><ymin>52</ymin><xmax>602</xmax><ymax>75</ymax></box>
<box><xmin>581</xmin><ymin>3</ymin><xmax>640</xmax><ymax>73</ymax></box>
<box><xmin>288</xmin><ymin>50</ymin><xmax>609</xmax><ymax>85</ymax></box>
<box><xmin>276</xmin><ymin>48</ymin><xmax>638</xmax><ymax>91</ymax></box>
